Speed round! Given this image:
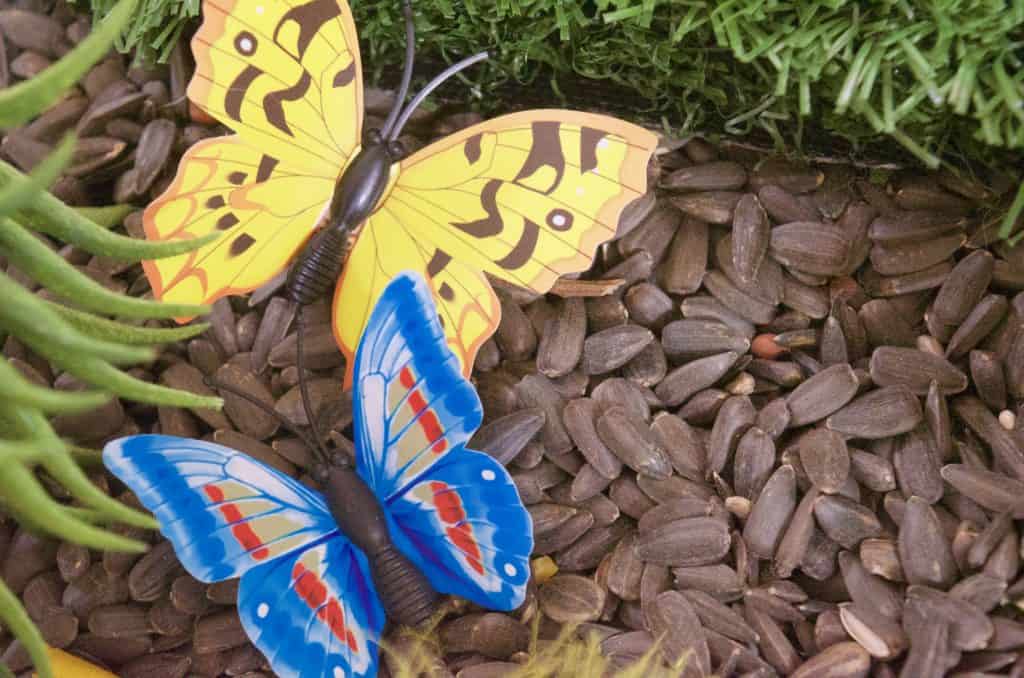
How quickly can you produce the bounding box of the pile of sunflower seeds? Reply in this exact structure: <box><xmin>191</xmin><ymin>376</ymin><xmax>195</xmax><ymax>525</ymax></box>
<box><xmin>4</xmin><ymin>1</ymin><xmax>1024</xmax><ymax>676</ymax></box>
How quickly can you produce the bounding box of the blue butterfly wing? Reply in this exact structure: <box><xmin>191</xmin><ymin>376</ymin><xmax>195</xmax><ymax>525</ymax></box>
<box><xmin>353</xmin><ymin>272</ymin><xmax>533</xmax><ymax>611</ymax></box>
<box><xmin>103</xmin><ymin>434</ymin><xmax>338</xmax><ymax>582</ymax></box>
<box><xmin>352</xmin><ymin>270</ymin><xmax>482</xmax><ymax>499</ymax></box>
<box><xmin>238</xmin><ymin>535</ymin><xmax>385</xmax><ymax>678</ymax></box>
<box><xmin>386</xmin><ymin>446</ymin><xmax>533</xmax><ymax>610</ymax></box>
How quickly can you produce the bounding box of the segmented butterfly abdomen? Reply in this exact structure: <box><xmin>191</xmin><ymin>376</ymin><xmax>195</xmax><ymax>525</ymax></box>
<box><xmin>285</xmin><ymin>227</ymin><xmax>351</xmax><ymax>306</ymax></box>
<box><xmin>325</xmin><ymin>466</ymin><xmax>440</xmax><ymax>628</ymax></box>
<box><xmin>369</xmin><ymin>545</ymin><xmax>439</xmax><ymax>628</ymax></box>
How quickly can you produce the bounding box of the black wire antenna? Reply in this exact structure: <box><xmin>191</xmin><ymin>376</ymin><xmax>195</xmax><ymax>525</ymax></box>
<box><xmin>378</xmin><ymin>0</ymin><xmax>489</xmax><ymax>142</ymax></box>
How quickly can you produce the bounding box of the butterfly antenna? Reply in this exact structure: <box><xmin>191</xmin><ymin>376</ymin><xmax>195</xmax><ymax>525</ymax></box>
<box><xmin>295</xmin><ymin>305</ymin><xmax>332</xmax><ymax>466</ymax></box>
<box><xmin>201</xmin><ymin>375</ymin><xmax>321</xmax><ymax>454</ymax></box>
<box><xmin>387</xmin><ymin>50</ymin><xmax>489</xmax><ymax>141</ymax></box>
<box><xmin>380</xmin><ymin>0</ymin><xmax>417</xmax><ymax>139</ymax></box>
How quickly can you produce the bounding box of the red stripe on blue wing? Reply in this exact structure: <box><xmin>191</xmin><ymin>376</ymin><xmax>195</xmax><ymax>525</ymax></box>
<box><xmin>400</xmin><ymin>366</ymin><xmax>447</xmax><ymax>454</ymax></box>
<box><xmin>204</xmin><ymin>484</ymin><xmax>270</xmax><ymax>561</ymax></box>
<box><xmin>293</xmin><ymin>562</ymin><xmax>358</xmax><ymax>651</ymax></box>
<box><xmin>429</xmin><ymin>481</ymin><xmax>484</xmax><ymax>574</ymax></box>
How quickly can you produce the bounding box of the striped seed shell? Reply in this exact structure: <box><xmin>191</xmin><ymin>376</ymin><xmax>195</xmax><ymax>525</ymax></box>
<box><xmin>742</xmin><ymin>465</ymin><xmax>797</xmax><ymax>559</ymax></box>
<box><xmin>898</xmin><ymin>497</ymin><xmax>957</xmax><ymax>588</ymax></box>
<box><xmin>799</xmin><ymin>428</ymin><xmax>850</xmax><ymax>494</ymax></box>
<box><xmin>786</xmin><ymin>363</ymin><xmax>859</xmax><ymax>427</ymax></box>
<box><xmin>596</xmin><ymin>406</ymin><xmax>672</xmax><ymax>479</ymax></box>
<box><xmin>732</xmin><ymin>193</ymin><xmax>770</xmax><ymax>285</ymax></box>
<box><xmin>770</xmin><ymin>222</ymin><xmax>852</xmax><ymax>276</ymax></box>
<box><xmin>635</xmin><ymin>517</ymin><xmax>731</xmax><ymax>567</ymax></box>
<box><xmin>536</xmin><ymin>298</ymin><xmax>586</xmax><ymax>378</ymax></box>
<box><xmin>826</xmin><ymin>386</ymin><xmax>922</xmax><ymax>439</ymax></box>
<box><xmin>581</xmin><ymin>324</ymin><xmax>654</xmax><ymax>375</ymax></box>
<box><xmin>869</xmin><ymin>347</ymin><xmax>967</xmax><ymax>395</ymax></box>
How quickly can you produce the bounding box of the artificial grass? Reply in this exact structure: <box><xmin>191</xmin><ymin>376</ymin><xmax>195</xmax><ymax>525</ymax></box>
<box><xmin>83</xmin><ymin>0</ymin><xmax>1024</xmax><ymax>233</ymax></box>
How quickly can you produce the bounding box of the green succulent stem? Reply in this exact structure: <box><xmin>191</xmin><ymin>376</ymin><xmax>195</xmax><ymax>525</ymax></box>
<box><xmin>73</xmin><ymin>204</ymin><xmax>135</xmax><ymax>229</ymax></box>
<box><xmin>0</xmin><ymin>359</ymin><xmax>111</xmax><ymax>414</ymax></box>
<box><xmin>0</xmin><ymin>271</ymin><xmax>154</xmax><ymax>365</ymax></box>
<box><xmin>61</xmin><ymin>356</ymin><xmax>223</xmax><ymax>409</ymax></box>
<box><xmin>0</xmin><ymin>455</ymin><xmax>150</xmax><ymax>550</ymax></box>
<box><xmin>0</xmin><ymin>136</ymin><xmax>74</xmax><ymax>221</ymax></box>
<box><xmin>0</xmin><ymin>0</ymin><xmax>137</xmax><ymax>128</ymax></box>
<box><xmin>0</xmin><ymin>216</ymin><xmax>209</xmax><ymax>319</ymax></box>
<box><xmin>0</xmin><ymin>160</ymin><xmax>221</xmax><ymax>261</ymax></box>
<box><xmin>49</xmin><ymin>301</ymin><xmax>211</xmax><ymax>345</ymax></box>
<box><xmin>0</xmin><ymin>579</ymin><xmax>50</xmax><ymax>678</ymax></box>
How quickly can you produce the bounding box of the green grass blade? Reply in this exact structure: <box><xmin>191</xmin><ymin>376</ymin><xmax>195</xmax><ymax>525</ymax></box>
<box><xmin>998</xmin><ymin>181</ymin><xmax>1024</xmax><ymax>239</ymax></box>
<box><xmin>40</xmin><ymin>450</ymin><xmax>159</xmax><ymax>530</ymax></box>
<box><xmin>0</xmin><ymin>136</ymin><xmax>75</xmax><ymax>221</ymax></box>
<box><xmin>48</xmin><ymin>302</ymin><xmax>211</xmax><ymax>345</ymax></box>
<box><xmin>0</xmin><ymin>0</ymin><xmax>137</xmax><ymax>127</ymax></box>
<box><xmin>54</xmin><ymin>356</ymin><xmax>223</xmax><ymax>409</ymax></box>
<box><xmin>0</xmin><ymin>578</ymin><xmax>51</xmax><ymax>678</ymax></box>
<box><xmin>0</xmin><ymin>217</ymin><xmax>210</xmax><ymax>319</ymax></box>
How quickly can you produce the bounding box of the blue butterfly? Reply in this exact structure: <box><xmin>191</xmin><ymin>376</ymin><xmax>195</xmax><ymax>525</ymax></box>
<box><xmin>103</xmin><ymin>271</ymin><xmax>534</xmax><ymax>678</ymax></box>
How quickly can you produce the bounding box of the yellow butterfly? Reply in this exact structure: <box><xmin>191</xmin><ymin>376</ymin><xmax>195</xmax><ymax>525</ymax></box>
<box><xmin>142</xmin><ymin>0</ymin><xmax>658</xmax><ymax>386</ymax></box>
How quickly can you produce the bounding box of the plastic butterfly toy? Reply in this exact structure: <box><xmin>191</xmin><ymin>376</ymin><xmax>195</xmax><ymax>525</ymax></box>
<box><xmin>142</xmin><ymin>0</ymin><xmax>658</xmax><ymax>385</ymax></box>
<box><xmin>103</xmin><ymin>271</ymin><xmax>534</xmax><ymax>678</ymax></box>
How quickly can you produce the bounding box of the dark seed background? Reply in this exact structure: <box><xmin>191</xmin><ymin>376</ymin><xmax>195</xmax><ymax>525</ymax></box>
<box><xmin>3</xmin><ymin>1</ymin><xmax>1024</xmax><ymax>677</ymax></box>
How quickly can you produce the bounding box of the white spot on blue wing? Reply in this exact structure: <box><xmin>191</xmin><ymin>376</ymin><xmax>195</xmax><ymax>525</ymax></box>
<box><xmin>504</xmin><ymin>563</ymin><xmax>517</xmax><ymax>577</ymax></box>
<box><xmin>334</xmin><ymin>667</ymin><xmax>345</xmax><ymax>678</ymax></box>
<box><xmin>481</xmin><ymin>469</ymin><xmax>496</xmax><ymax>481</ymax></box>
<box><xmin>257</xmin><ymin>602</ymin><xmax>269</xmax><ymax>618</ymax></box>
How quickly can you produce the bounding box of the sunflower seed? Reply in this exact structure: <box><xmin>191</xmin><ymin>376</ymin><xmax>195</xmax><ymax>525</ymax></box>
<box><xmin>649</xmin><ymin>412</ymin><xmax>705</xmax><ymax>481</ymax></box>
<box><xmin>906</xmin><ymin>584</ymin><xmax>993</xmax><ymax>651</ymax></box>
<box><xmin>741</xmin><ymin>464</ymin><xmax>796</xmax><ymax>559</ymax></box>
<box><xmin>682</xmin><ymin>589</ymin><xmax>758</xmax><ymax>644</ymax></box>
<box><xmin>733</xmin><ymin>427</ymin><xmax>776</xmax><ymax>500</ymax></box>
<box><xmin>622</xmin><ymin>341</ymin><xmax>668</xmax><ymax>387</ymax></box>
<box><xmin>924</xmin><ymin>381</ymin><xmax>953</xmax><ymax>462</ymax></box>
<box><xmin>0</xmin><ymin>10</ymin><xmax>67</xmax><ymax>57</ymax></box>
<box><xmin>769</xmin><ymin>223</ymin><xmax>851</xmax><ymax>277</ymax></box>
<box><xmin>127</xmin><ymin>541</ymin><xmax>179</xmax><ymax>602</ymax></box>
<box><xmin>533</xmin><ymin>509</ymin><xmax>594</xmax><ymax>555</ymax></box>
<box><xmin>669</xmin><ymin>190</ymin><xmax>743</xmax><ymax>224</ymax></box>
<box><xmin>858</xmin><ymin>299</ymin><xmax>918</xmax><ymax>348</ymax></box>
<box><xmin>784</xmin><ymin>363</ymin><xmax>859</xmax><ymax>427</ymax></box>
<box><xmin>494</xmin><ymin>293</ymin><xmax>537</xmax><ymax>361</ymax></box>
<box><xmin>609</xmin><ymin>475</ymin><xmax>656</xmax><ymax>519</ymax></box>
<box><xmin>193</xmin><ymin>609</ymin><xmax>247</xmax><ymax>654</ymax></box>
<box><xmin>635</xmin><ymin>516</ymin><xmax>731</xmax><ymax>567</ymax></box>
<box><xmin>892</xmin><ymin>427</ymin><xmax>944</xmax><ymax>504</ymax></box>
<box><xmin>869</xmin><ymin>346</ymin><xmax>967</xmax><ymax>395</ymax></box>
<box><xmin>538</xmin><ymin>574</ymin><xmax>606</xmax><ymax>623</ymax></box>
<box><xmin>1005</xmin><ymin>331</ymin><xmax>1024</xmax><ymax>400</ymax></box>
<box><xmin>661</xmin><ymin>319</ymin><xmax>750</xmax><ymax>362</ymax></box>
<box><xmin>555</xmin><ymin>518</ymin><xmax>632</xmax><ymax>572</ymax></box>
<box><xmin>899</xmin><ymin>497</ymin><xmax>958</xmax><ymax>588</ymax></box>
<box><xmin>838</xmin><ymin>602</ymin><xmax>907</xmax><ymax>659</ymax></box>
<box><xmin>870</xmin><ymin>231</ymin><xmax>965</xmax><ymax>276</ymax></box>
<box><xmin>838</xmin><ymin>550</ymin><xmax>902</xmax><ymax>620</ymax></box>
<box><xmin>680</xmin><ymin>296</ymin><xmax>757</xmax><ymax>340</ymax></box>
<box><xmin>623</xmin><ymin>282</ymin><xmax>673</xmax><ymax>329</ymax></box>
<box><xmin>849</xmin><ymin>448</ymin><xmax>896</xmax><ymax>493</ymax></box>
<box><xmin>470</xmin><ymin>408</ymin><xmax>545</xmax><ymax>466</ymax></box>
<box><xmin>968</xmin><ymin>513</ymin><xmax>1013</xmax><ymax>570</ymax></box>
<box><xmin>716</xmin><ymin>232</ymin><xmax>786</xmax><ymax>305</ymax></box>
<box><xmin>536</xmin><ymin>298</ymin><xmax>585</xmax><ymax>378</ymax></box>
<box><xmin>661</xmin><ymin>160</ymin><xmax>746</xmax><ymax>191</ymax></box>
<box><xmin>605</xmin><ymin>533</ymin><xmax>645</xmax><ymax>601</ymax></box>
<box><xmin>440</xmin><ymin>613</ymin><xmax>530</xmax><ymax>659</ymax></box>
<box><xmin>859</xmin><ymin>538</ymin><xmax>905</xmax><ymax>582</ymax></box>
<box><xmin>940</xmin><ymin>464</ymin><xmax>1024</xmax><ymax>517</ymax></box>
<box><xmin>592</xmin><ymin>377</ymin><xmax>651</xmax><ymax>422</ymax></box>
<box><xmin>647</xmin><ymin>591</ymin><xmax>710</xmax><ymax>674</ymax></box>
<box><xmin>826</xmin><ymin>386</ymin><xmax>922</xmax><ymax>439</ymax></box>
<box><xmin>596</xmin><ymin>406</ymin><xmax>671</xmax><ymax>479</ymax></box>
<box><xmin>799</xmin><ymin>428</ymin><xmax>850</xmax><ymax>494</ymax></box>
<box><xmin>868</xmin><ymin>210</ymin><xmax>966</xmax><ymax>243</ymax></box>
<box><xmin>117</xmin><ymin>653</ymin><xmax>191</xmax><ymax>678</ymax></box>
<box><xmin>659</xmin><ymin>215</ymin><xmax>708</xmax><ymax>295</ymax></box>
<box><xmin>864</xmin><ymin>260</ymin><xmax>954</xmax><ymax>298</ymax></box>
<box><xmin>728</xmin><ymin>194</ymin><xmax>770</xmax><ymax>283</ymax></box>
<box><xmin>971</xmin><ymin>350</ymin><xmax>1008</xmax><ymax>411</ymax></box>
<box><xmin>515</xmin><ymin>374</ymin><xmax>573</xmax><ymax>455</ymax></box>
<box><xmin>582</xmin><ymin>324</ymin><xmax>654</xmax><ymax>375</ymax></box>
<box><xmin>88</xmin><ymin>603</ymin><xmax>152</xmax><ymax>638</ymax></box>
<box><xmin>783</xmin><ymin>273</ymin><xmax>831</xmax><ymax>319</ymax></box>
<box><xmin>655</xmin><ymin>351</ymin><xmax>740</xmax><ymax>407</ymax></box>
<box><xmin>618</xmin><ymin>204</ymin><xmax>679</xmax><ymax>264</ymax></box>
<box><xmin>703</xmin><ymin>271</ymin><xmax>778</xmax><ymax>324</ymax></box>
<box><xmin>945</xmin><ymin>294</ymin><xmax>1007</xmax><ymax>361</ymax></box>
<box><xmin>931</xmin><ymin>250</ymin><xmax>995</xmax><ymax>329</ymax></box>
<box><xmin>813</xmin><ymin>495</ymin><xmax>883</xmax><ymax>550</ymax></box>
<box><xmin>951</xmin><ymin>396</ymin><xmax>1024</xmax><ymax>480</ymax></box>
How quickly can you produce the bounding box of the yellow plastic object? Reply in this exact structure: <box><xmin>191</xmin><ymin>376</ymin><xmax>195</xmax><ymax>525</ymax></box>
<box><xmin>141</xmin><ymin>0</ymin><xmax>658</xmax><ymax>388</ymax></box>
<box><xmin>33</xmin><ymin>648</ymin><xmax>117</xmax><ymax>678</ymax></box>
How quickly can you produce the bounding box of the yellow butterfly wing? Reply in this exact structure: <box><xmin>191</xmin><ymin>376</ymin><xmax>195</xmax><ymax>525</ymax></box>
<box><xmin>334</xmin><ymin>110</ymin><xmax>658</xmax><ymax>382</ymax></box>
<box><xmin>189</xmin><ymin>0</ymin><xmax>363</xmax><ymax>171</ymax></box>
<box><xmin>143</xmin><ymin>136</ymin><xmax>335</xmax><ymax>306</ymax></box>
<box><xmin>144</xmin><ymin>0</ymin><xmax>363</xmax><ymax>308</ymax></box>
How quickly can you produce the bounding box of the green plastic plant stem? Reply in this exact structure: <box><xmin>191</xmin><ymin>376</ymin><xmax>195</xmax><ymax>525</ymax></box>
<box><xmin>998</xmin><ymin>181</ymin><xmax>1024</xmax><ymax>239</ymax></box>
<box><xmin>70</xmin><ymin>444</ymin><xmax>104</xmax><ymax>466</ymax></box>
<box><xmin>0</xmin><ymin>359</ymin><xmax>110</xmax><ymax>413</ymax></box>
<box><xmin>0</xmin><ymin>455</ymin><xmax>150</xmax><ymax>550</ymax></box>
<box><xmin>0</xmin><ymin>272</ymin><xmax>154</xmax><ymax>365</ymax></box>
<box><xmin>48</xmin><ymin>301</ymin><xmax>211</xmax><ymax>345</ymax></box>
<box><xmin>0</xmin><ymin>578</ymin><xmax>51</xmax><ymax>678</ymax></box>
<box><xmin>0</xmin><ymin>136</ymin><xmax>75</xmax><ymax>221</ymax></box>
<box><xmin>73</xmin><ymin>204</ymin><xmax>135</xmax><ymax>229</ymax></box>
<box><xmin>0</xmin><ymin>161</ymin><xmax>221</xmax><ymax>260</ymax></box>
<box><xmin>0</xmin><ymin>0</ymin><xmax>137</xmax><ymax>128</ymax></box>
<box><xmin>39</xmin><ymin>447</ymin><xmax>159</xmax><ymax>530</ymax></box>
<box><xmin>37</xmin><ymin>347</ymin><xmax>223</xmax><ymax>409</ymax></box>
<box><xmin>0</xmin><ymin>217</ymin><xmax>210</xmax><ymax>319</ymax></box>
